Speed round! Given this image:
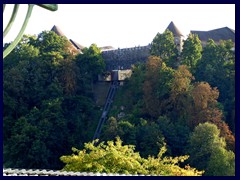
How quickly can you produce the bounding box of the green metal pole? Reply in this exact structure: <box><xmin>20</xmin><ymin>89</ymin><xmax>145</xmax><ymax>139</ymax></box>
<box><xmin>3</xmin><ymin>4</ymin><xmax>58</xmax><ymax>59</ymax></box>
<box><xmin>36</xmin><ymin>4</ymin><xmax>58</xmax><ymax>11</ymax></box>
<box><xmin>3</xmin><ymin>4</ymin><xmax>20</xmax><ymax>38</ymax></box>
<box><xmin>3</xmin><ymin>4</ymin><xmax>34</xmax><ymax>59</ymax></box>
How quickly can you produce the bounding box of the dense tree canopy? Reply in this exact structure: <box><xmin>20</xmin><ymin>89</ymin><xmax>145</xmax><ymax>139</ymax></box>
<box><xmin>150</xmin><ymin>30</ymin><xmax>179</xmax><ymax>68</ymax></box>
<box><xmin>195</xmin><ymin>39</ymin><xmax>235</xmax><ymax>133</ymax></box>
<box><xmin>103</xmin><ymin>37</ymin><xmax>235</xmax><ymax>175</ymax></box>
<box><xmin>3</xmin><ymin>28</ymin><xmax>234</xmax><ymax>176</ymax></box>
<box><xmin>187</xmin><ymin>122</ymin><xmax>235</xmax><ymax>176</ymax></box>
<box><xmin>181</xmin><ymin>33</ymin><xmax>202</xmax><ymax>73</ymax></box>
<box><xmin>3</xmin><ymin>31</ymin><xmax>103</xmax><ymax>169</ymax></box>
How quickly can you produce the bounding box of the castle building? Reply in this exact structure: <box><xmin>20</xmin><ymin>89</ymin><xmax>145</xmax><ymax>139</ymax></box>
<box><xmin>50</xmin><ymin>22</ymin><xmax>235</xmax><ymax>78</ymax></box>
<box><xmin>191</xmin><ymin>27</ymin><xmax>235</xmax><ymax>47</ymax></box>
<box><xmin>165</xmin><ymin>21</ymin><xmax>184</xmax><ymax>53</ymax></box>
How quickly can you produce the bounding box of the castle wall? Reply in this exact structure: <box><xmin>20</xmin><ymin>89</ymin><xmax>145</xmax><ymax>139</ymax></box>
<box><xmin>102</xmin><ymin>45</ymin><xmax>151</xmax><ymax>71</ymax></box>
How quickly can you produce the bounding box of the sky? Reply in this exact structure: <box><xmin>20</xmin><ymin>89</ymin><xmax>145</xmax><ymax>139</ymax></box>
<box><xmin>3</xmin><ymin>4</ymin><xmax>235</xmax><ymax>49</ymax></box>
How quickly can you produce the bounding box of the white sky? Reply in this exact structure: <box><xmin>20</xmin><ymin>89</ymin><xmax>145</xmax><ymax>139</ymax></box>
<box><xmin>3</xmin><ymin>4</ymin><xmax>235</xmax><ymax>49</ymax></box>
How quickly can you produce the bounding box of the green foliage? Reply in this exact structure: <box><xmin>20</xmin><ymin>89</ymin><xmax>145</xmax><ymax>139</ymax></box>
<box><xmin>135</xmin><ymin>121</ymin><xmax>165</xmax><ymax>158</ymax></box>
<box><xmin>187</xmin><ymin>122</ymin><xmax>224</xmax><ymax>170</ymax></box>
<box><xmin>3</xmin><ymin>31</ymin><xmax>101</xmax><ymax>169</ymax></box>
<box><xmin>157</xmin><ymin>116</ymin><xmax>190</xmax><ymax>156</ymax></box>
<box><xmin>60</xmin><ymin>137</ymin><xmax>147</xmax><ymax>174</ymax></box>
<box><xmin>169</xmin><ymin>65</ymin><xmax>194</xmax><ymax>122</ymax></box>
<box><xmin>187</xmin><ymin>122</ymin><xmax>235</xmax><ymax>175</ymax></box>
<box><xmin>117</xmin><ymin>121</ymin><xmax>137</xmax><ymax>145</ymax></box>
<box><xmin>107</xmin><ymin>46</ymin><xmax>234</xmax><ymax>170</ymax></box>
<box><xmin>4</xmin><ymin>98</ymin><xmax>71</xmax><ymax>169</ymax></box>
<box><xmin>171</xmin><ymin>65</ymin><xmax>194</xmax><ymax>96</ymax></box>
<box><xmin>142</xmin><ymin>145</ymin><xmax>203</xmax><ymax>176</ymax></box>
<box><xmin>102</xmin><ymin>117</ymin><xmax>165</xmax><ymax>158</ymax></box>
<box><xmin>194</xmin><ymin>39</ymin><xmax>235</xmax><ymax>133</ymax></box>
<box><xmin>150</xmin><ymin>30</ymin><xmax>179</xmax><ymax>68</ymax></box>
<box><xmin>206</xmin><ymin>146</ymin><xmax>235</xmax><ymax>176</ymax></box>
<box><xmin>181</xmin><ymin>33</ymin><xmax>202</xmax><ymax>73</ymax></box>
<box><xmin>60</xmin><ymin>137</ymin><xmax>203</xmax><ymax>176</ymax></box>
<box><xmin>143</xmin><ymin>56</ymin><xmax>175</xmax><ymax>118</ymax></box>
<box><xmin>101</xmin><ymin>117</ymin><xmax>119</xmax><ymax>140</ymax></box>
<box><xmin>76</xmin><ymin>44</ymin><xmax>105</xmax><ymax>82</ymax></box>
<box><xmin>35</xmin><ymin>31</ymin><xmax>70</xmax><ymax>56</ymax></box>
<box><xmin>109</xmin><ymin>63</ymin><xmax>145</xmax><ymax>118</ymax></box>
<box><xmin>3</xmin><ymin>26</ymin><xmax>235</xmax><ymax>174</ymax></box>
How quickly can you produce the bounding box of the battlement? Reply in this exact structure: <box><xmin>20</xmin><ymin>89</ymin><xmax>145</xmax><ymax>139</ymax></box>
<box><xmin>102</xmin><ymin>44</ymin><xmax>151</xmax><ymax>71</ymax></box>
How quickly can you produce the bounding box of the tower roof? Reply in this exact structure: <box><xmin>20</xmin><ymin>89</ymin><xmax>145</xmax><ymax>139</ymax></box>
<box><xmin>165</xmin><ymin>21</ymin><xmax>184</xmax><ymax>37</ymax></box>
<box><xmin>50</xmin><ymin>25</ymin><xmax>84</xmax><ymax>54</ymax></box>
<box><xmin>51</xmin><ymin>25</ymin><xmax>66</xmax><ymax>36</ymax></box>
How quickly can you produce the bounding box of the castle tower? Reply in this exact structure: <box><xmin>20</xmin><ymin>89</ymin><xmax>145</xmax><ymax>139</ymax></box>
<box><xmin>165</xmin><ymin>21</ymin><xmax>184</xmax><ymax>53</ymax></box>
<box><xmin>51</xmin><ymin>25</ymin><xmax>66</xmax><ymax>36</ymax></box>
<box><xmin>50</xmin><ymin>25</ymin><xmax>85</xmax><ymax>54</ymax></box>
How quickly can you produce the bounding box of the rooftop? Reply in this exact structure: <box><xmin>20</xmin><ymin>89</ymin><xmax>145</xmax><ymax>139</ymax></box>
<box><xmin>70</xmin><ymin>39</ymin><xmax>85</xmax><ymax>50</ymax></box>
<box><xmin>51</xmin><ymin>25</ymin><xmax>66</xmax><ymax>37</ymax></box>
<box><xmin>165</xmin><ymin>21</ymin><xmax>184</xmax><ymax>37</ymax></box>
<box><xmin>191</xmin><ymin>27</ymin><xmax>235</xmax><ymax>43</ymax></box>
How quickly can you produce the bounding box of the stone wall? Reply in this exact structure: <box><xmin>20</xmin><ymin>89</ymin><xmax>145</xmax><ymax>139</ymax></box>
<box><xmin>102</xmin><ymin>45</ymin><xmax>151</xmax><ymax>71</ymax></box>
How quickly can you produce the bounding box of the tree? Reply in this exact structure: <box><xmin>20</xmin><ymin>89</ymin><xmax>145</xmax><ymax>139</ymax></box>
<box><xmin>143</xmin><ymin>56</ymin><xmax>174</xmax><ymax>118</ymax></box>
<box><xmin>194</xmin><ymin>39</ymin><xmax>218</xmax><ymax>83</ymax></box>
<box><xmin>76</xmin><ymin>44</ymin><xmax>105</xmax><ymax>82</ymax></box>
<box><xmin>181</xmin><ymin>33</ymin><xmax>202</xmax><ymax>73</ymax></box>
<box><xmin>58</xmin><ymin>59</ymin><xmax>78</xmax><ymax>95</ymax></box>
<box><xmin>167</xmin><ymin>65</ymin><xmax>194</xmax><ymax>123</ymax></box>
<box><xmin>3</xmin><ymin>31</ymin><xmax>102</xmax><ymax>169</ymax></box>
<box><xmin>3</xmin><ymin>39</ymin><xmax>41</xmax><ymax>118</ymax></box>
<box><xmin>102</xmin><ymin>117</ymin><xmax>165</xmax><ymax>158</ymax></box>
<box><xmin>117</xmin><ymin>121</ymin><xmax>137</xmax><ymax>145</ymax></box>
<box><xmin>189</xmin><ymin>82</ymin><xmax>235</xmax><ymax>152</ymax></box>
<box><xmin>157</xmin><ymin>116</ymin><xmax>191</xmax><ymax>156</ymax></box>
<box><xmin>136</xmin><ymin>121</ymin><xmax>165</xmax><ymax>158</ymax></box>
<box><xmin>194</xmin><ymin>39</ymin><xmax>235</xmax><ymax>133</ymax></box>
<box><xmin>61</xmin><ymin>95</ymin><xmax>99</xmax><ymax>142</ymax></box>
<box><xmin>74</xmin><ymin>44</ymin><xmax>106</xmax><ymax>97</ymax></box>
<box><xmin>195</xmin><ymin>108</ymin><xmax>235</xmax><ymax>152</ymax></box>
<box><xmin>143</xmin><ymin>56</ymin><xmax>163</xmax><ymax>118</ymax></box>
<box><xmin>187</xmin><ymin>122</ymin><xmax>234</xmax><ymax>175</ymax></box>
<box><xmin>3</xmin><ymin>116</ymin><xmax>46</xmax><ymax>168</ymax></box>
<box><xmin>60</xmin><ymin>137</ymin><xmax>148</xmax><ymax>175</ymax></box>
<box><xmin>191</xmin><ymin>82</ymin><xmax>219</xmax><ymax>112</ymax></box>
<box><xmin>206</xmin><ymin>146</ymin><xmax>235</xmax><ymax>176</ymax></box>
<box><xmin>4</xmin><ymin>98</ymin><xmax>70</xmax><ymax>169</ymax></box>
<box><xmin>34</xmin><ymin>31</ymin><xmax>77</xmax><ymax>57</ymax></box>
<box><xmin>60</xmin><ymin>137</ymin><xmax>203</xmax><ymax>176</ymax></box>
<box><xmin>171</xmin><ymin>65</ymin><xmax>194</xmax><ymax>97</ymax></box>
<box><xmin>101</xmin><ymin>117</ymin><xmax>119</xmax><ymax>140</ymax></box>
<box><xmin>150</xmin><ymin>30</ymin><xmax>179</xmax><ymax>68</ymax></box>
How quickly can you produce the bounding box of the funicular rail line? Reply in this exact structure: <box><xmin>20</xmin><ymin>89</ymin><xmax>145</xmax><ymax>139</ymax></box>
<box><xmin>92</xmin><ymin>80</ymin><xmax>119</xmax><ymax>141</ymax></box>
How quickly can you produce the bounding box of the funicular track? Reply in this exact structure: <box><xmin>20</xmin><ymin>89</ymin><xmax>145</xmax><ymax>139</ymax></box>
<box><xmin>92</xmin><ymin>80</ymin><xmax>119</xmax><ymax>141</ymax></box>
